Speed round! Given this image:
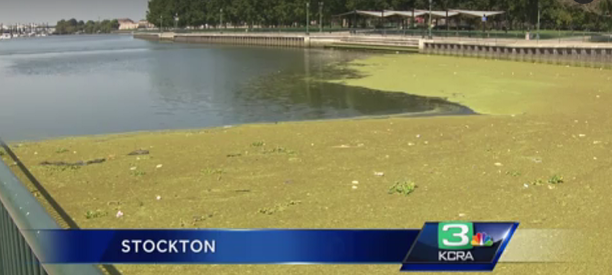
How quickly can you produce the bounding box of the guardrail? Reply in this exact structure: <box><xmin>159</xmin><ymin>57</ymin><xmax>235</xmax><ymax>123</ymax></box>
<box><xmin>0</xmin><ymin>141</ymin><xmax>119</xmax><ymax>275</ymax></box>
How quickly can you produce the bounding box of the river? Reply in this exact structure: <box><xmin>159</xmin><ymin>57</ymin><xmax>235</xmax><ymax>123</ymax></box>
<box><xmin>0</xmin><ymin>34</ymin><xmax>470</xmax><ymax>141</ymax></box>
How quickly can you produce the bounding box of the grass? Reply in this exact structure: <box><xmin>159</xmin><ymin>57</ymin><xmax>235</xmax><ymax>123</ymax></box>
<box><xmin>388</xmin><ymin>180</ymin><xmax>417</xmax><ymax>196</ymax></box>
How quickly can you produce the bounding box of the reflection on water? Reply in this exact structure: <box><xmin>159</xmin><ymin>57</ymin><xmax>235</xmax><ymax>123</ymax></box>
<box><xmin>0</xmin><ymin>35</ymin><xmax>471</xmax><ymax>141</ymax></box>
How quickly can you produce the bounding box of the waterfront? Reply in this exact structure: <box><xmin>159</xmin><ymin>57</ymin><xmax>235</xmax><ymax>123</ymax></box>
<box><xmin>0</xmin><ymin>35</ymin><xmax>469</xmax><ymax>141</ymax></box>
<box><xmin>3</xmin><ymin>35</ymin><xmax>612</xmax><ymax>275</ymax></box>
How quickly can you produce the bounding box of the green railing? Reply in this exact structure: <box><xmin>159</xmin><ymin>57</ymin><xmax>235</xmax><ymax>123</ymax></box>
<box><xmin>0</xmin><ymin>142</ymin><xmax>118</xmax><ymax>275</ymax></box>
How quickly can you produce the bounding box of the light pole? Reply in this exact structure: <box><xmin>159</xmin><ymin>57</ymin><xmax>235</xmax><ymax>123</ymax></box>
<box><xmin>537</xmin><ymin>2</ymin><xmax>541</xmax><ymax>42</ymax></box>
<box><xmin>319</xmin><ymin>2</ymin><xmax>323</xmax><ymax>33</ymax></box>
<box><xmin>174</xmin><ymin>13</ymin><xmax>179</xmax><ymax>30</ymax></box>
<box><xmin>428</xmin><ymin>0</ymin><xmax>433</xmax><ymax>39</ymax></box>
<box><xmin>160</xmin><ymin>15</ymin><xmax>163</xmax><ymax>32</ymax></box>
<box><xmin>220</xmin><ymin>8</ymin><xmax>224</xmax><ymax>31</ymax></box>
<box><xmin>306</xmin><ymin>2</ymin><xmax>310</xmax><ymax>35</ymax></box>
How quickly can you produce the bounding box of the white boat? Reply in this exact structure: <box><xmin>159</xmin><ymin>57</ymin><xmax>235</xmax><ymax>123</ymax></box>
<box><xmin>0</xmin><ymin>33</ymin><xmax>12</xmax><ymax>40</ymax></box>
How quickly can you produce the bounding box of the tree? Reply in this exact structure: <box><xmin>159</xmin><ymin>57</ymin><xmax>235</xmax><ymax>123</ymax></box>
<box><xmin>54</xmin><ymin>18</ymin><xmax>120</xmax><ymax>35</ymax></box>
<box><xmin>137</xmin><ymin>0</ymin><xmax>610</xmax><ymax>31</ymax></box>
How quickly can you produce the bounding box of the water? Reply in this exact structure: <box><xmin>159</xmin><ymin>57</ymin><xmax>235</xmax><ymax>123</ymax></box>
<box><xmin>0</xmin><ymin>35</ymin><xmax>471</xmax><ymax>141</ymax></box>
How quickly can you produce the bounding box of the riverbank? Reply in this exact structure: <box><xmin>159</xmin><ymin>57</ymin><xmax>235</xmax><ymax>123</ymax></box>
<box><xmin>3</xmin><ymin>54</ymin><xmax>612</xmax><ymax>274</ymax></box>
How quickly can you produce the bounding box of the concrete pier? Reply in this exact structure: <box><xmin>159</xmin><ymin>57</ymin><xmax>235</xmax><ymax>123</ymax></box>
<box><xmin>134</xmin><ymin>32</ymin><xmax>612</xmax><ymax>68</ymax></box>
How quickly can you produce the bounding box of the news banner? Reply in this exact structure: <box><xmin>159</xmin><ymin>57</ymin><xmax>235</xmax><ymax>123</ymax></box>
<box><xmin>30</xmin><ymin>222</ymin><xmax>519</xmax><ymax>272</ymax></box>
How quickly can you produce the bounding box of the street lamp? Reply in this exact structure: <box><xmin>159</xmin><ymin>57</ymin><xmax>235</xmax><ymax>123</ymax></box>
<box><xmin>160</xmin><ymin>15</ymin><xmax>163</xmax><ymax>32</ymax></box>
<box><xmin>306</xmin><ymin>2</ymin><xmax>310</xmax><ymax>35</ymax></box>
<box><xmin>428</xmin><ymin>0</ymin><xmax>433</xmax><ymax>39</ymax></box>
<box><xmin>537</xmin><ymin>2</ymin><xmax>541</xmax><ymax>41</ymax></box>
<box><xmin>174</xmin><ymin>13</ymin><xmax>179</xmax><ymax>30</ymax></box>
<box><xmin>220</xmin><ymin>8</ymin><xmax>224</xmax><ymax>31</ymax></box>
<box><xmin>319</xmin><ymin>2</ymin><xmax>323</xmax><ymax>33</ymax></box>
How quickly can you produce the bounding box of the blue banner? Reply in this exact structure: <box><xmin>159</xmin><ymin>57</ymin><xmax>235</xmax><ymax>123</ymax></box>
<box><xmin>28</xmin><ymin>222</ymin><xmax>518</xmax><ymax>272</ymax></box>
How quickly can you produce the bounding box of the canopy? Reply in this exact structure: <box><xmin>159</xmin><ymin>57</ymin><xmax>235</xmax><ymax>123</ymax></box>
<box><xmin>334</xmin><ymin>10</ymin><xmax>385</xmax><ymax>18</ymax></box>
<box><xmin>415</xmin><ymin>10</ymin><xmax>459</xmax><ymax>17</ymax></box>
<box><xmin>383</xmin><ymin>10</ymin><xmax>428</xmax><ymax>17</ymax></box>
<box><xmin>335</xmin><ymin>9</ymin><xmax>504</xmax><ymax>18</ymax></box>
<box><xmin>450</xmin><ymin>10</ymin><xmax>505</xmax><ymax>17</ymax></box>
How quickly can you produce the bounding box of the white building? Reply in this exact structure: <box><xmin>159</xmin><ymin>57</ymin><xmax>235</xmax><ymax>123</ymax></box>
<box><xmin>118</xmin><ymin>19</ymin><xmax>139</xmax><ymax>30</ymax></box>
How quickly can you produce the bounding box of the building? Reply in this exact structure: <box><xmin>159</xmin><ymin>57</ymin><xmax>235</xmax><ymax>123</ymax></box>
<box><xmin>138</xmin><ymin>20</ymin><xmax>154</xmax><ymax>29</ymax></box>
<box><xmin>117</xmin><ymin>18</ymin><xmax>139</xmax><ymax>30</ymax></box>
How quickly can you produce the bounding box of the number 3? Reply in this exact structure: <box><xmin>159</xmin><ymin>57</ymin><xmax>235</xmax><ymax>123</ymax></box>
<box><xmin>442</xmin><ymin>224</ymin><xmax>469</xmax><ymax>247</ymax></box>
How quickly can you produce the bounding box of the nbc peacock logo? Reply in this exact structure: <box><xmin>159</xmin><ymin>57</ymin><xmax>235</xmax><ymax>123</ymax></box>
<box><xmin>471</xmin><ymin>232</ymin><xmax>494</xmax><ymax>247</ymax></box>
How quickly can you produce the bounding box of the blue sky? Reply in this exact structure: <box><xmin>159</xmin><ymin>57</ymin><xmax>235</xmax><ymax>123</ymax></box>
<box><xmin>0</xmin><ymin>0</ymin><xmax>149</xmax><ymax>25</ymax></box>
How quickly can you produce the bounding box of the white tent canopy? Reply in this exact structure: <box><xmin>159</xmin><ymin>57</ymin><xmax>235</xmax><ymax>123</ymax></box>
<box><xmin>334</xmin><ymin>10</ymin><xmax>385</xmax><ymax>18</ymax></box>
<box><xmin>450</xmin><ymin>10</ymin><xmax>505</xmax><ymax>17</ymax></box>
<box><xmin>383</xmin><ymin>10</ymin><xmax>428</xmax><ymax>17</ymax></box>
<box><xmin>335</xmin><ymin>9</ymin><xmax>504</xmax><ymax>19</ymax></box>
<box><xmin>415</xmin><ymin>10</ymin><xmax>459</xmax><ymax>17</ymax></box>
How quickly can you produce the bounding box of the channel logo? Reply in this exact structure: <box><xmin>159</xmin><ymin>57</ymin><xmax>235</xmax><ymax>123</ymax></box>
<box><xmin>436</xmin><ymin>222</ymin><xmax>495</xmax><ymax>262</ymax></box>
<box><xmin>472</xmin><ymin>232</ymin><xmax>494</xmax><ymax>247</ymax></box>
<box><xmin>401</xmin><ymin>222</ymin><xmax>519</xmax><ymax>271</ymax></box>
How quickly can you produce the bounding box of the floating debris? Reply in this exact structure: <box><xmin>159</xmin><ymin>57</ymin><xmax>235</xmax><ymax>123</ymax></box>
<box><xmin>593</xmin><ymin>141</ymin><xmax>602</xmax><ymax>145</ymax></box>
<box><xmin>578</xmin><ymin>134</ymin><xmax>586</xmax><ymax>138</ymax></box>
<box><xmin>333</xmin><ymin>145</ymin><xmax>351</xmax><ymax>149</ymax></box>
<box><xmin>130</xmin><ymin>167</ymin><xmax>137</xmax><ymax>171</ymax></box>
<box><xmin>156</xmin><ymin>195</ymin><xmax>161</xmax><ymax>200</ymax></box>
<box><xmin>494</xmin><ymin>163</ymin><xmax>503</xmax><ymax>167</ymax></box>
<box><xmin>128</xmin><ymin>149</ymin><xmax>150</xmax><ymax>156</ymax></box>
<box><xmin>156</xmin><ymin>164</ymin><xmax>163</xmax><ymax>169</ymax></box>
<box><xmin>116</xmin><ymin>211</ymin><xmax>124</xmax><ymax>218</ymax></box>
<box><xmin>374</xmin><ymin>172</ymin><xmax>385</xmax><ymax>177</ymax></box>
<box><xmin>352</xmin><ymin>180</ymin><xmax>359</xmax><ymax>185</ymax></box>
<box><xmin>40</xmin><ymin>158</ymin><xmax>106</xmax><ymax>167</ymax></box>
<box><xmin>352</xmin><ymin>186</ymin><xmax>358</xmax><ymax>190</ymax></box>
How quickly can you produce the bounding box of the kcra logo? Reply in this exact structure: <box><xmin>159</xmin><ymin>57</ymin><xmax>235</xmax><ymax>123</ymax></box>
<box><xmin>574</xmin><ymin>0</ymin><xmax>593</xmax><ymax>3</ymax></box>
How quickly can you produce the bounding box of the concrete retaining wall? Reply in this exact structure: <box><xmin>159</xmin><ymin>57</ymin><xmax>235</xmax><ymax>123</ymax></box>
<box><xmin>421</xmin><ymin>41</ymin><xmax>612</xmax><ymax>68</ymax></box>
<box><xmin>134</xmin><ymin>32</ymin><xmax>612</xmax><ymax>68</ymax></box>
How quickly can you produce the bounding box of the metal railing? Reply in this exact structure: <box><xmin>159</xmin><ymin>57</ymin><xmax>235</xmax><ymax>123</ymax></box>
<box><xmin>0</xmin><ymin>141</ymin><xmax>120</xmax><ymax>275</ymax></box>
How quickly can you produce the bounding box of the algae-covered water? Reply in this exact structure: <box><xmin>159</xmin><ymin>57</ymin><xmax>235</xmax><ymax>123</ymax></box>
<box><xmin>3</xmin><ymin>40</ymin><xmax>612</xmax><ymax>275</ymax></box>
